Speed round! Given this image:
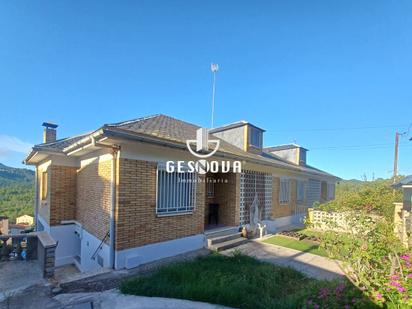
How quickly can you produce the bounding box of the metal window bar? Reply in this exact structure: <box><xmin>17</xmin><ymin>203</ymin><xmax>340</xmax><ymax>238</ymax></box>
<box><xmin>156</xmin><ymin>164</ymin><xmax>196</xmax><ymax>214</ymax></box>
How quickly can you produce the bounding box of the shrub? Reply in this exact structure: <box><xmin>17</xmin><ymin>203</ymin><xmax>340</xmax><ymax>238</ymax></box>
<box><xmin>320</xmin><ymin>212</ymin><xmax>411</xmax><ymax>307</ymax></box>
<box><xmin>319</xmin><ymin>179</ymin><xmax>402</xmax><ymax>220</ymax></box>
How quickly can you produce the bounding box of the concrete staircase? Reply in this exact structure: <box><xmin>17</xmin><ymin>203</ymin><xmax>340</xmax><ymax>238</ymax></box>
<box><xmin>205</xmin><ymin>227</ymin><xmax>248</xmax><ymax>252</ymax></box>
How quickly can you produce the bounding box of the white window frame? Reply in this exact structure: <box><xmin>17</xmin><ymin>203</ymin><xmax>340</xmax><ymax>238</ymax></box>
<box><xmin>279</xmin><ymin>178</ymin><xmax>290</xmax><ymax>204</ymax></box>
<box><xmin>296</xmin><ymin>180</ymin><xmax>306</xmax><ymax>203</ymax></box>
<box><xmin>156</xmin><ymin>163</ymin><xmax>197</xmax><ymax>216</ymax></box>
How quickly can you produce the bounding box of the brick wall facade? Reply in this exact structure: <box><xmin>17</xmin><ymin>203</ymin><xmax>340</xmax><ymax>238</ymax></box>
<box><xmin>49</xmin><ymin>166</ymin><xmax>77</xmax><ymax>226</ymax></box>
<box><xmin>76</xmin><ymin>160</ymin><xmax>112</xmax><ymax>241</ymax></box>
<box><xmin>205</xmin><ymin>172</ymin><xmax>240</xmax><ymax>227</ymax></box>
<box><xmin>272</xmin><ymin>177</ymin><xmax>297</xmax><ymax>218</ymax></box>
<box><xmin>115</xmin><ymin>158</ymin><xmax>205</xmax><ymax>251</ymax></box>
<box><xmin>39</xmin><ymin>153</ymin><xmax>328</xmax><ymax>253</ymax></box>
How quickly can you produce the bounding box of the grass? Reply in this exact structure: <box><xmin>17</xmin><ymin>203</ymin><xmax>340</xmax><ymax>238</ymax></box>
<box><xmin>296</xmin><ymin>228</ymin><xmax>323</xmax><ymax>238</ymax></box>
<box><xmin>120</xmin><ymin>253</ymin><xmax>372</xmax><ymax>309</ymax></box>
<box><xmin>263</xmin><ymin>235</ymin><xmax>329</xmax><ymax>257</ymax></box>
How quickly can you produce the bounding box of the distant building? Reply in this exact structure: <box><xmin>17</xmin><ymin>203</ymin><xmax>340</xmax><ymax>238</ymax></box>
<box><xmin>0</xmin><ymin>216</ymin><xmax>9</xmax><ymax>235</ymax></box>
<box><xmin>393</xmin><ymin>175</ymin><xmax>412</xmax><ymax>211</ymax></box>
<box><xmin>9</xmin><ymin>224</ymin><xmax>33</xmax><ymax>235</ymax></box>
<box><xmin>16</xmin><ymin>215</ymin><xmax>34</xmax><ymax>226</ymax></box>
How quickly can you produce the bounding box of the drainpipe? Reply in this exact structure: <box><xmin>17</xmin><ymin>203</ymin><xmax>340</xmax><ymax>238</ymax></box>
<box><xmin>34</xmin><ymin>167</ymin><xmax>39</xmax><ymax>231</ymax></box>
<box><xmin>109</xmin><ymin>147</ymin><xmax>120</xmax><ymax>269</ymax></box>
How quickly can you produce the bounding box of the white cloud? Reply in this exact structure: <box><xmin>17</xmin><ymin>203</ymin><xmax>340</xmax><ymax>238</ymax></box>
<box><xmin>0</xmin><ymin>135</ymin><xmax>33</xmax><ymax>155</ymax></box>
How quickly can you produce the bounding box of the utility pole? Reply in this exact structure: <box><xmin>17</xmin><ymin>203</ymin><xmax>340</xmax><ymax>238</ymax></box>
<box><xmin>210</xmin><ymin>63</ymin><xmax>219</xmax><ymax>129</ymax></box>
<box><xmin>393</xmin><ymin>131</ymin><xmax>400</xmax><ymax>183</ymax></box>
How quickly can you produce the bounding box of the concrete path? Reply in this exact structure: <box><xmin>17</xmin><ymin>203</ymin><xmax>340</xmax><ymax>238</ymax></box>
<box><xmin>0</xmin><ymin>260</ymin><xmax>46</xmax><ymax>301</ymax></box>
<box><xmin>222</xmin><ymin>240</ymin><xmax>345</xmax><ymax>281</ymax></box>
<box><xmin>54</xmin><ymin>289</ymin><xmax>232</xmax><ymax>309</ymax></box>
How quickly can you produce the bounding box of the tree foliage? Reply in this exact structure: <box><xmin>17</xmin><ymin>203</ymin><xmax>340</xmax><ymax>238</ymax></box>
<box><xmin>0</xmin><ymin>163</ymin><xmax>34</xmax><ymax>222</ymax></box>
<box><xmin>319</xmin><ymin>178</ymin><xmax>403</xmax><ymax>219</ymax></box>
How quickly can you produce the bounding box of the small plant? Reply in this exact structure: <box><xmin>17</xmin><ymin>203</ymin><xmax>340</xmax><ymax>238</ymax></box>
<box><xmin>320</xmin><ymin>211</ymin><xmax>411</xmax><ymax>307</ymax></box>
<box><xmin>301</xmin><ymin>281</ymin><xmax>373</xmax><ymax>309</ymax></box>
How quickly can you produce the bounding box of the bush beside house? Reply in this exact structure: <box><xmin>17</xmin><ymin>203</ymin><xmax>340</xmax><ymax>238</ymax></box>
<box><xmin>310</xmin><ymin>178</ymin><xmax>412</xmax><ymax>308</ymax></box>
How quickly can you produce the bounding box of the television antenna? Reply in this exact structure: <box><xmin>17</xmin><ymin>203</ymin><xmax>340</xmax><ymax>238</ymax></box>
<box><xmin>210</xmin><ymin>63</ymin><xmax>219</xmax><ymax>128</ymax></box>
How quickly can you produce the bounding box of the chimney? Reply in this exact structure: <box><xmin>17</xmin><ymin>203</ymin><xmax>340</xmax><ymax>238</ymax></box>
<box><xmin>263</xmin><ymin>144</ymin><xmax>308</xmax><ymax>166</ymax></box>
<box><xmin>42</xmin><ymin>122</ymin><xmax>58</xmax><ymax>143</ymax></box>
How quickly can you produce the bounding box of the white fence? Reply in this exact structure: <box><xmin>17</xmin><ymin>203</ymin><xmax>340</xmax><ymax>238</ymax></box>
<box><xmin>307</xmin><ymin>209</ymin><xmax>351</xmax><ymax>231</ymax></box>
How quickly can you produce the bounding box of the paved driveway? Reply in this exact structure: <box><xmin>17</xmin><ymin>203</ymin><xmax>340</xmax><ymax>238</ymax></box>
<box><xmin>222</xmin><ymin>240</ymin><xmax>345</xmax><ymax>281</ymax></box>
<box><xmin>53</xmin><ymin>289</ymin><xmax>232</xmax><ymax>309</ymax></box>
<box><xmin>0</xmin><ymin>260</ymin><xmax>45</xmax><ymax>302</ymax></box>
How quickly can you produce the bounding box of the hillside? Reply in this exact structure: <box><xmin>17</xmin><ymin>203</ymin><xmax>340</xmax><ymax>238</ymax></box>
<box><xmin>0</xmin><ymin>163</ymin><xmax>34</xmax><ymax>185</ymax></box>
<box><xmin>0</xmin><ymin>163</ymin><xmax>34</xmax><ymax>222</ymax></box>
<box><xmin>335</xmin><ymin>178</ymin><xmax>395</xmax><ymax>197</ymax></box>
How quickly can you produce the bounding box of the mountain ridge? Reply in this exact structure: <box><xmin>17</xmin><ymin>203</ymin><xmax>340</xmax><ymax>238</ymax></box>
<box><xmin>0</xmin><ymin>163</ymin><xmax>34</xmax><ymax>186</ymax></box>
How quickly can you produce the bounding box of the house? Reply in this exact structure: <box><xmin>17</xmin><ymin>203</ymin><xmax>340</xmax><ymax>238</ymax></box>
<box><xmin>16</xmin><ymin>214</ymin><xmax>34</xmax><ymax>226</ymax></box>
<box><xmin>24</xmin><ymin>115</ymin><xmax>339</xmax><ymax>272</ymax></box>
<box><xmin>393</xmin><ymin>175</ymin><xmax>412</xmax><ymax>211</ymax></box>
<box><xmin>9</xmin><ymin>223</ymin><xmax>33</xmax><ymax>235</ymax></box>
<box><xmin>0</xmin><ymin>216</ymin><xmax>9</xmax><ymax>235</ymax></box>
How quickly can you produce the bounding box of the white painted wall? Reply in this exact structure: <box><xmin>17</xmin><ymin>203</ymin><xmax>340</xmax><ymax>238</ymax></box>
<box><xmin>115</xmin><ymin>234</ymin><xmax>205</xmax><ymax>270</ymax></box>
<box><xmin>263</xmin><ymin>214</ymin><xmax>305</xmax><ymax>233</ymax></box>
<box><xmin>37</xmin><ymin>215</ymin><xmax>50</xmax><ymax>233</ymax></box>
<box><xmin>37</xmin><ymin>215</ymin><xmax>109</xmax><ymax>272</ymax></box>
<box><xmin>78</xmin><ymin>228</ymin><xmax>110</xmax><ymax>272</ymax></box>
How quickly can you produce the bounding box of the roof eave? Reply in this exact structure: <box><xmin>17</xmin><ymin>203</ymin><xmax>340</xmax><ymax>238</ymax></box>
<box><xmin>104</xmin><ymin>127</ymin><xmax>339</xmax><ymax>180</ymax></box>
<box><xmin>23</xmin><ymin>147</ymin><xmax>63</xmax><ymax>165</ymax></box>
<box><xmin>62</xmin><ymin>128</ymin><xmax>105</xmax><ymax>154</ymax></box>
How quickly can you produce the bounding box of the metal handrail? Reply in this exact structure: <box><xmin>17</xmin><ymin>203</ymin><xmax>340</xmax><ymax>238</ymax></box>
<box><xmin>91</xmin><ymin>231</ymin><xmax>109</xmax><ymax>260</ymax></box>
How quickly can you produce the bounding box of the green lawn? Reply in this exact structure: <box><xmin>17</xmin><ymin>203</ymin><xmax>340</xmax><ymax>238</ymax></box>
<box><xmin>120</xmin><ymin>253</ymin><xmax>372</xmax><ymax>309</ymax></box>
<box><xmin>296</xmin><ymin>228</ymin><xmax>323</xmax><ymax>238</ymax></box>
<box><xmin>263</xmin><ymin>235</ymin><xmax>329</xmax><ymax>257</ymax></box>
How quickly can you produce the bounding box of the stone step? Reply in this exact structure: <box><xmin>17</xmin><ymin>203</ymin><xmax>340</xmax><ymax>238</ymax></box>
<box><xmin>207</xmin><ymin>232</ymin><xmax>242</xmax><ymax>246</ymax></box>
<box><xmin>204</xmin><ymin>227</ymin><xmax>239</xmax><ymax>239</ymax></box>
<box><xmin>209</xmin><ymin>237</ymin><xmax>248</xmax><ymax>252</ymax></box>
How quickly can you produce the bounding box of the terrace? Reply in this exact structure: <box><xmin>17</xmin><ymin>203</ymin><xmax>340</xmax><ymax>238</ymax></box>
<box><xmin>0</xmin><ymin>231</ymin><xmax>57</xmax><ymax>299</ymax></box>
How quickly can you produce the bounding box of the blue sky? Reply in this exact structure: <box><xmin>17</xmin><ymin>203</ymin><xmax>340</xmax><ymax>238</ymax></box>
<box><xmin>0</xmin><ymin>0</ymin><xmax>411</xmax><ymax>180</ymax></box>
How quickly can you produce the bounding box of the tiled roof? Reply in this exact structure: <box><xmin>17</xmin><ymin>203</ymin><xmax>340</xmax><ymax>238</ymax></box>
<box><xmin>264</xmin><ymin>144</ymin><xmax>308</xmax><ymax>152</ymax></box>
<box><xmin>209</xmin><ymin>120</ymin><xmax>265</xmax><ymax>133</ymax></box>
<box><xmin>106</xmin><ymin>114</ymin><xmax>200</xmax><ymax>144</ymax></box>
<box><xmin>30</xmin><ymin>114</ymin><xmax>338</xmax><ymax>179</ymax></box>
<box><xmin>392</xmin><ymin>175</ymin><xmax>412</xmax><ymax>188</ymax></box>
<box><xmin>33</xmin><ymin>133</ymin><xmax>91</xmax><ymax>152</ymax></box>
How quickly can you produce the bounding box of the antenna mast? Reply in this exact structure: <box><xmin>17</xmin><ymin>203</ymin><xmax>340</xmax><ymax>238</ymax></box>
<box><xmin>210</xmin><ymin>63</ymin><xmax>219</xmax><ymax>128</ymax></box>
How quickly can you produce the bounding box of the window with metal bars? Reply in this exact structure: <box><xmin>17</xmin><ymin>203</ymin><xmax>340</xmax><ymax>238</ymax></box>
<box><xmin>156</xmin><ymin>164</ymin><xmax>197</xmax><ymax>215</ymax></box>
<box><xmin>279</xmin><ymin>179</ymin><xmax>290</xmax><ymax>204</ymax></box>
<box><xmin>297</xmin><ymin>180</ymin><xmax>306</xmax><ymax>203</ymax></box>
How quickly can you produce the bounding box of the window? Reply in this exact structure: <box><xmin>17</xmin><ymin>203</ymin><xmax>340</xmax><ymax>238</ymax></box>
<box><xmin>41</xmin><ymin>171</ymin><xmax>48</xmax><ymax>200</ymax></box>
<box><xmin>327</xmin><ymin>183</ymin><xmax>335</xmax><ymax>200</ymax></box>
<box><xmin>279</xmin><ymin>179</ymin><xmax>290</xmax><ymax>204</ymax></box>
<box><xmin>297</xmin><ymin>180</ymin><xmax>306</xmax><ymax>203</ymax></box>
<box><xmin>156</xmin><ymin>164</ymin><xmax>197</xmax><ymax>215</ymax></box>
<box><xmin>249</xmin><ymin>126</ymin><xmax>262</xmax><ymax>148</ymax></box>
<box><xmin>207</xmin><ymin>178</ymin><xmax>214</xmax><ymax>198</ymax></box>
